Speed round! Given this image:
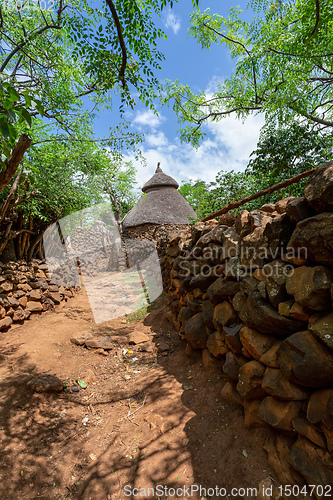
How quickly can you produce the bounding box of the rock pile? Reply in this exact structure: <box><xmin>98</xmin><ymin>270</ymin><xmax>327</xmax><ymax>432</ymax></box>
<box><xmin>0</xmin><ymin>259</ymin><xmax>77</xmax><ymax>330</ymax></box>
<box><xmin>159</xmin><ymin>160</ymin><xmax>333</xmax><ymax>489</ymax></box>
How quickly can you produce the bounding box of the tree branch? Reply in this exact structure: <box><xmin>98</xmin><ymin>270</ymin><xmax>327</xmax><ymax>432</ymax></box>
<box><xmin>310</xmin><ymin>0</ymin><xmax>320</xmax><ymax>37</ymax></box>
<box><xmin>104</xmin><ymin>0</ymin><xmax>128</xmax><ymax>89</ymax></box>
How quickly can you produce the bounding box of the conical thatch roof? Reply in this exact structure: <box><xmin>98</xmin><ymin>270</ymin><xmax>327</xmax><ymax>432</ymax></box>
<box><xmin>122</xmin><ymin>166</ymin><xmax>196</xmax><ymax>229</ymax></box>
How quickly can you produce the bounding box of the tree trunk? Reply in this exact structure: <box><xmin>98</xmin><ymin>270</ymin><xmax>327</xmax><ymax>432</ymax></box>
<box><xmin>0</xmin><ymin>134</ymin><xmax>32</xmax><ymax>193</ymax></box>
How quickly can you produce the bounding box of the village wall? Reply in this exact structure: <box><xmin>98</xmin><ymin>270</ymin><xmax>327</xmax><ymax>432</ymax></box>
<box><xmin>157</xmin><ymin>161</ymin><xmax>333</xmax><ymax>488</ymax></box>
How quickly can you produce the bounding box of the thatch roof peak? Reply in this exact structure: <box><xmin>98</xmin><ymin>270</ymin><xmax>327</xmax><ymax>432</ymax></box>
<box><xmin>142</xmin><ymin>164</ymin><xmax>179</xmax><ymax>193</ymax></box>
<box><xmin>122</xmin><ymin>165</ymin><xmax>196</xmax><ymax>229</ymax></box>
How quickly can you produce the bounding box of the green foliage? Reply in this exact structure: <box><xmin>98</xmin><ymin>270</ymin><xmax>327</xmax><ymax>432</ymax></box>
<box><xmin>0</xmin><ymin>0</ymin><xmax>199</xmax><ymax>169</ymax></box>
<box><xmin>178</xmin><ymin>179</ymin><xmax>210</xmax><ymax>219</ymax></box>
<box><xmin>180</xmin><ymin>123</ymin><xmax>333</xmax><ymax>216</ymax></box>
<box><xmin>163</xmin><ymin>0</ymin><xmax>333</xmax><ymax>145</ymax></box>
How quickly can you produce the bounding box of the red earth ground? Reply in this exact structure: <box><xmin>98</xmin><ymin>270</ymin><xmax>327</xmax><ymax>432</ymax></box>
<box><xmin>0</xmin><ymin>288</ymin><xmax>278</xmax><ymax>500</ymax></box>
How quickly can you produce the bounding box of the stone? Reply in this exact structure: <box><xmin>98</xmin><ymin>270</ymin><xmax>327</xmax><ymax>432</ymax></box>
<box><xmin>0</xmin><ymin>316</ymin><xmax>12</xmax><ymax>330</ymax></box>
<box><xmin>49</xmin><ymin>291</ymin><xmax>61</xmax><ymax>304</ymax></box>
<box><xmin>244</xmin><ymin>399</ymin><xmax>268</xmax><ymax>429</ymax></box>
<box><xmin>308</xmin><ymin>311</ymin><xmax>333</xmax><ymax>350</ymax></box>
<box><xmin>220</xmin><ymin>381</ymin><xmax>243</xmax><ymax>406</ymax></box>
<box><xmin>26</xmin><ymin>301</ymin><xmax>43</xmax><ymax>313</ymax></box>
<box><xmin>240</xmin><ymin>226</ymin><xmax>267</xmax><ymax>268</ymax></box>
<box><xmin>260</xmin><ymin>203</ymin><xmax>276</xmax><ymax>213</ymax></box>
<box><xmin>277</xmin><ymin>331</ymin><xmax>333</xmax><ymax>387</ymax></box>
<box><xmin>218</xmin><ymin>213</ymin><xmax>236</xmax><ymax>227</ymax></box>
<box><xmin>304</xmin><ymin>160</ymin><xmax>333</xmax><ymax>212</ymax></box>
<box><xmin>235</xmin><ymin>210</ymin><xmax>249</xmax><ymax>234</ymax></box>
<box><xmin>262</xmin><ymin>368</ymin><xmax>309</xmax><ymax>400</ymax></box>
<box><xmin>288</xmin><ymin>436</ymin><xmax>333</xmax><ymax>491</ymax></box>
<box><xmin>262</xmin><ymin>259</ymin><xmax>293</xmax><ymax>285</ymax></box>
<box><xmin>285</xmin><ymin>196</ymin><xmax>315</xmax><ymax>224</ymax></box>
<box><xmin>286</xmin><ymin>266</ymin><xmax>333</xmax><ymax>311</ymax></box>
<box><xmin>195</xmin><ymin>225</ymin><xmax>225</xmax><ymax>247</ymax></box>
<box><xmin>289</xmin><ymin>302</ymin><xmax>312</xmax><ymax>321</ymax></box>
<box><xmin>239</xmin><ymin>292</ymin><xmax>304</xmax><ymax>336</ymax></box>
<box><xmin>137</xmin><ymin>341</ymin><xmax>155</xmax><ymax>353</ymax></box>
<box><xmin>220</xmin><ymin>227</ymin><xmax>240</xmax><ymax>260</ymax></box>
<box><xmin>307</xmin><ymin>389</ymin><xmax>333</xmax><ymax>429</ymax></box>
<box><xmin>237</xmin><ymin>360</ymin><xmax>266</xmax><ymax>399</ymax></box>
<box><xmin>259</xmin><ymin>342</ymin><xmax>282</xmax><ymax>368</ymax></box>
<box><xmin>17</xmin><ymin>283</ymin><xmax>31</xmax><ymax>292</ymax></box>
<box><xmin>0</xmin><ymin>281</ymin><xmax>13</xmax><ymax>292</ymax></box>
<box><xmin>166</xmin><ymin>245</ymin><xmax>180</xmax><ymax>257</ymax></box>
<box><xmin>184</xmin><ymin>312</ymin><xmax>209</xmax><ymax>350</ymax></box>
<box><xmin>239</xmin><ymin>276</ymin><xmax>259</xmax><ymax>293</ymax></box>
<box><xmin>292</xmin><ymin>417</ymin><xmax>327</xmax><ymax>448</ymax></box>
<box><xmin>178</xmin><ymin>306</ymin><xmax>196</xmax><ymax>326</ymax></box>
<box><xmin>249</xmin><ymin>210</ymin><xmax>273</xmax><ymax>231</ymax></box>
<box><xmin>28</xmin><ymin>289</ymin><xmax>42</xmax><ymax>301</ymax></box>
<box><xmin>223</xmin><ymin>352</ymin><xmax>242</xmax><ymax>381</ymax></box>
<box><xmin>85</xmin><ymin>336</ymin><xmax>115</xmax><ymax>350</ymax></box>
<box><xmin>263</xmin><ymin>214</ymin><xmax>294</xmax><ymax>257</ymax></box>
<box><xmin>207</xmin><ymin>277</ymin><xmax>240</xmax><ymax>304</ymax></box>
<box><xmin>278</xmin><ymin>299</ymin><xmax>294</xmax><ymax>317</ymax></box>
<box><xmin>253</xmin><ymin>268</ymin><xmax>265</xmax><ymax>281</ymax></box>
<box><xmin>265</xmin><ymin>279</ymin><xmax>289</xmax><ymax>308</ymax></box>
<box><xmin>0</xmin><ymin>305</ymin><xmax>5</xmax><ymax>319</ymax></box>
<box><xmin>232</xmin><ymin>291</ymin><xmax>248</xmax><ymax>313</ymax></box>
<box><xmin>202</xmin><ymin>300</ymin><xmax>214</xmax><ymax>329</ymax></box>
<box><xmin>257</xmin><ymin>280</ymin><xmax>267</xmax><ymax>300</ymax></box>
<box><xmin>224</xmin><ymin>324</ymin><xmax>243</xmax><ymax>354</ymax></box>
<box><xmin>263</xmin><ymin>434</ymin><xmax>306</xmax><ymax>486</ymax></box>
<box><xmin>189</xmin><ymin>271</ymin><xmax>217</xmax><ymax>291</ymax></box>
<box><xmin>276</xmin><ymin>197</ymin><xmax>297</xmax><ymax>214</ymax></box>
<box><xmin>287</xmin><ymin>212</ymin><xmax>333</xmax><ymax>267</ymax></box>
<box><xmin>225</xmin><ymin>256</ymin><xmax>247</xmax><ymax>279</ymax></box>
<box><xmin>27</xmin><ymin>374</ymin><xmax>63</xmax><ymax>392</ymax></box>
<box><xmin>12</xmin><ymin>308</ymin><xmax>26</xmax><ymax>322</ymax></box>
<box><xmin>7</xmin><ymin>296</ymin><xmax>19</xmax><ymax>307</ymax></box>
<box><xmin>213</xmin><ymin>301</ymin><xmax>238</xmax><ymax>329</ymax></box>
<box><xmin>202</xmin><ymin>348</ymin><xmax>222</xmax><ymax>370</ymax></box>
<box><xmin>321</xmin><ymin>423</ymin><xmax>333</xmax><ymax>455</ymax></box>
<box><xmin>70</xmin><ymin>331</ymin><xmax>94</xmax><ymax>346</ymax></box>
<box><xmin>206</xmin><ymin>331</ymin><xmax>229</xmax><ymax>358</ymax></box>
<box><xmin>258</xmin><ymin>397</ymin><xmax>302</xmax><ymax>432</ymax></box>
<box><xmin>128</xmin><ymin>330</ymin><xmax>150</xmax><ymax>344</ymax></box>
<box><xmin>239</xmin><ymin>326</ymin><xmax>277</xmax><ymax>362</ymax></box>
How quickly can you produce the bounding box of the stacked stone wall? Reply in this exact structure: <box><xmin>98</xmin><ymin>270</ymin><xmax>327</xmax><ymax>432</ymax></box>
<box><xmin>0</xmin><ymin>259</ymin><xmax>78</xmax><ymax>331</ymax></box>
<box><xmin>158</xmin><ymin>161</ymin><xmax>333</xmax><ymax>488</ymax></box>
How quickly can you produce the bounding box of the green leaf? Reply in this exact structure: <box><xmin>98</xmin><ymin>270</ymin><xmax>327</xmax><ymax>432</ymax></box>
<box><xmin>21</xmin><ymin>108</ymin><xmax>32</xmax><ymax>127</ymax></box>
<box><xmin>77</xmin><ymin>379</ymin><xmax>87</xmax><ymax>389</ymax></box>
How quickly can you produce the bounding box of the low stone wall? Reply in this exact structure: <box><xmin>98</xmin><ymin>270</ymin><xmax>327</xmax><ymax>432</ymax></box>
<box><xmin>158</xmin><ymin>161</ymin><xmax>333</xmax><ymax>488</ymax></box>
<box><xmin>123</xmin><ymin>223</ymin><xmax>189</xmax><ymax>242</ymax></box>
<box><xmin>0</xmin><ymin>259</ymin><xmax>77</xmax><ymax>330</ymax></box>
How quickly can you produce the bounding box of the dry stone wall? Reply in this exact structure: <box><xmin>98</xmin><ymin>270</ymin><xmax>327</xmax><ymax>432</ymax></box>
<box><xmin>158</xmin><ymin>160</ymin><xmax>333</xmax><ymax>489</ymax></box>
<box><xmin>0</xmin><ymin>259</ymin><xmax>77</xmax><ymax>331</ymax></box>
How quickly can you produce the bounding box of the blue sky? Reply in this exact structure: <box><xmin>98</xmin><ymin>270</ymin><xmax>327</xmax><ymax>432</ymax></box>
<box><xmin>92</xmin><ymin>0</ymin><xmax>265</xmax><ymax>189</ymax></box>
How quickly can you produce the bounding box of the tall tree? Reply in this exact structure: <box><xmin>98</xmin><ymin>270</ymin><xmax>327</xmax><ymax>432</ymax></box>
<box><xmin>0</xmin><ymin>0</ymin><xmax>199</xmax><ymax>187</ymax></box>
<box><xmin>164</xmin><ymin>0</ymin><xmax>333</xmax><ymax>146</ymax></box>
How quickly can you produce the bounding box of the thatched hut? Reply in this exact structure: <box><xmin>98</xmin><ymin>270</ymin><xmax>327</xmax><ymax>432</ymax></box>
<box><xmin>122</xmin><ymin>166</ymin><xmax>196</xmax><ymax>240</ymax></box>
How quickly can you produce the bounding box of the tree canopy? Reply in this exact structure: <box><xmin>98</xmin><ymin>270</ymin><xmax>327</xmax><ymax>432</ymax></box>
<box><xmin>164</xmin><ymin>0</ymin><xmax>333</xmax><ymax>146</ymax></box>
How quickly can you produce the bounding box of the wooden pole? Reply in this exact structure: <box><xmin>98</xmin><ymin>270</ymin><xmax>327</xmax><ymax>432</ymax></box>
<box><xmin>201</xmin><ymin>165</ymin><xmax>319</xmax><ymax>223</ymax></box>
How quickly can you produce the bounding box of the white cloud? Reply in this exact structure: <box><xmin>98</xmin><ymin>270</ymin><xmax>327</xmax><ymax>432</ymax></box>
<box><xmin>125</xmin><ymin>113</ymin><xmax>264</xmax><ymax>190</ymax></box>
<box><xmin>163</xmin><ymin>9</ymin><xmax>181</xmax><ymax>34</ymax></box>
<box><xmin>132</xmin><ymin>110</ymin><xmax>165</xmax><ymax>129</ymax></box>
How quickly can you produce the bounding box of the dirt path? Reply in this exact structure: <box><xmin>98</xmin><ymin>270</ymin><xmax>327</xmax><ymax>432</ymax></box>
<box><xmin>0</xmin><ymin>289</ymin><xmax>275</xmax><ymax>500</ymax></box>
